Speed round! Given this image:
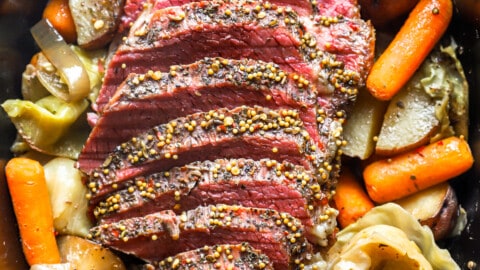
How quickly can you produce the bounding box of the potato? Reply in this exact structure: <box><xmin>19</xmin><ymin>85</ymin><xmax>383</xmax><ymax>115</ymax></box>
<box><xmin>429</xmin><ymin>185</ymin><xmax>459</xmax><ymax>240</ymax></box>
<box><xmin>375</xmin><ymin>82</ymin><xmax>439</xmax><ymax>156</ymax></box>
<box><xmin>43</xmin><ymin>157</ymin><xmax>92</xmax><ymax>237</ymax></box>
<box><xmin>57</xmin><ymin>235</ymin><xmax>126</xmax><ymax>270</ymax></box>
<box><xmin>69</xmin><ymin>0</ymin><xmax>125</xmax><ymax>49</ymax></box>
<box><xmin>375</xmin><ymin>42</ymin><xmax>469</xmax><ymax>156</ymax></box>
<box><xmin>342</xmin><ymin>89</ymin><xmax>387</xmax><ymax>159</ymax></box>
<box><xmin>395</xmin><ymin>182</ymin><xmax>459</xmax><ymax>240</ymax></box>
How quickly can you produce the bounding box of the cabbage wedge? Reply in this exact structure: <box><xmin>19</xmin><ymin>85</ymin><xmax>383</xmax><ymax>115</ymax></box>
<box><xmin>327</xmin><ymin>203</ymin><xmax>459</xmax><ymax>270</ymax></box>
<box><xmin>1</xmin><ymin>96</ymin><xmax>89</xmax><ymax>159</ymax></box>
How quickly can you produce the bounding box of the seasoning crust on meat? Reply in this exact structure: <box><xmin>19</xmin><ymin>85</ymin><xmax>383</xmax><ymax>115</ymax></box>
<box><xmin>78</xmin><ymin>0</ymin><xmax>375</xmax><ymax>268</ymax></box>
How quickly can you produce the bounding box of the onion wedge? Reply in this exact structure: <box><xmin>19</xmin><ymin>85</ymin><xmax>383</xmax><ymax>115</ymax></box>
<box><xmin>30</xmin><ymin>19</ymin><xmax>90</xmax><ymax>102</ymax></box>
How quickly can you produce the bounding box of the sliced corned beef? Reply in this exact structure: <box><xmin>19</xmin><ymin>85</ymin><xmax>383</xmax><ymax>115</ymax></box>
<box><xmin>89</xmin><ymin>204</ymin><xmax>313</xmax><ymax>270</ymax></box>
<box><xmin>85</xmin><ymin>106</ymin><xmax>333</xmax><ymax>203</ymax></box>
<box><xmin>94</xmin><ymin>0</ymin><xmax>374</xmax><ymax>112</ymax></box>
<box><xmin>78</xmin><ymin>58</ymin><xmax>320</xmax><ymax>172</ymax></box>
<box><xmin>91</xmin><ymin>158</ymin><xmax>338</xmax><ymax>245</ymax></box>
<box><xmin>142</xmin><ymin>243</ymin><xmax>274</xmax><ymax>270</ymax></box>
<box><xmin>119</xmin><ymin>0</ymin><xmax>360</xmax><ymax>33</ymax></box>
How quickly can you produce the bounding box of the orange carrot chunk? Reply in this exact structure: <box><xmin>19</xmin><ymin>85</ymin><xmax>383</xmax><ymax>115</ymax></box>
<box><xmin>42</xmin><ymin>0</ymin><xmax>77</xmax><ymax>43</ymax></box>
<box><xmin>333</xmin><ymin>168</ymin><xmax>375</xmax><ymax>228</ymax></box>
<box><xmin>5</xmin><ymin>157</ymin><xmax>61</xmax><ymax>266</ymax></box>
<box><xmin>366</xmin><ymin>0</ymin><xmax>453</xmax><ymax>101</ymax></box>
<box><xmin>363</xmin><ymin>136</ymin><xmax>473</xmax><ymax>203</ymax></box>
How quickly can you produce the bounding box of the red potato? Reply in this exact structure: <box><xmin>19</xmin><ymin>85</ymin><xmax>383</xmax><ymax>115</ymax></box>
<box><xmin>395</xmin><ymin>182</ymin><xmax>460</xmax><ymax>240</ymax></box>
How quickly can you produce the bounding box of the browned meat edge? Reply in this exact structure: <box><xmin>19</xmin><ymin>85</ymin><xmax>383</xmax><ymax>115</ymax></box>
<box><xmin>79</xmin><ymin>57</ymin><xmax>322</xmax><ymax>172</ymax></box>
<box><xmin>142</xmin><ymin>243</ymin><xmax>274</xmax><ymax>270</ymax></box>
<box><xmin>120</xmin><ymin>0</ymin><xmax>361</xmax><ymax>33</ymax></box>
<box><xmin>78</xmin><ymin>58</ymin><xmax>318</xmax><ymax>172</ymax></box>
<box><xmin>89</xmin><ymin>204</ymin><xmax>313</xmax><ymax>270</ymax></box>
<box><xmin>91</xmin><ymin>158</ymin><xmax>336</xmax><ymax>243</ymax></box>
<box><xmin>95</xmin><ymin>0</ymin><xmax>373</xmax><ymax>113</ymax></box>
<box><xmin>85</xmin><ymin>106</ymin><xmax>339</xmax><ymax>203</ymax></box>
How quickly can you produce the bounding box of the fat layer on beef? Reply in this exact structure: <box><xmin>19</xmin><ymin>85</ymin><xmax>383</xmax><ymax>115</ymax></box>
<box><xmin>142</xmin><ymin>243</ymin><xmax>274</xmax><ymax>270</ymax></box>
<box><xmin>85</xmin><ymin>106</ymin><xmax>340</xmax><ymax>203</ymax></box>
<box><xmin>89</xmin><ymin>204</ymin><xmax>313</xmax><ymax>270</ymax></box>
<box><xmin>94</xmin><ymin>0</ymin><xmax>374</xmax><ymax>113</ymax></box>
<box><xmin>79</xmin><ymin>57</ymin><xmax>327</xmax><ymax>172</ymax></box>
<box><xmin>91</xmin><ymin>158</ymin><xmax>338</xmax><ymax>245</ymax></box>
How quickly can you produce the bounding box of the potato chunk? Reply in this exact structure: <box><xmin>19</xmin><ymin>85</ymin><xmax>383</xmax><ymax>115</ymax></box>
<box><xmin>69</xmin><ymin>0</ymin><xmax>124</xmax><ymax>49</ymax></box>
<box><xmin>342</xmin><ymin>89</ymin><xmax>387</xmax><ymax>159</ymax></box>
<box><xmin>43</xmin><ymin>157</ymin><xmax>92</xmax><ymax>237</ymax></box>
<box><xmin>57</xmin><ymin>235</ymin><xmax>126</xmax><ymax>270</ymax></box>
<box><xmin>375</xmin><ymin>82</ymin><xmax>439</xmax><ymax>156</ymax></box>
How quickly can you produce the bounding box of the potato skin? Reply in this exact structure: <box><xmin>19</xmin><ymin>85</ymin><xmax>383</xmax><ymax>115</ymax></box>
<box><xmin>422</xmin><ymin>185</ymin><xmax>460</xmax><ymax>240</ymax></box>
<box><xmin>69</xmin><ymin>0</ymin><xmax>125</xmax><ymax>49</ymax></box>
<box><xmin>358</xmin><ymin>0</ymin><xmax>419</xmax><ymax>28</ymax></box>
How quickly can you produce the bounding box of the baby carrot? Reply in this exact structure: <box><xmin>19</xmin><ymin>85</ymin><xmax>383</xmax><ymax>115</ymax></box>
<box><xmin>42</xmin><ymin>0</ymin><xmax>77</xmax><ymax>43</ymax></box>
<box><xmin>363</xmin><ymin>136</ymin><xmax>473</xmax><ymax>203</ymax></box>
<box><xmin>5</xmin><ymin>157</ymin><xmax>61</xmax><ymax>266</ymax></box>
<box><xmin>333</xmin><ymin>168</ymin><xmax>375</xmax><ymax>228</ymax></box>
<box><xmin>366</xmin><ymin>0</ymin><xmax>452</xmax><ymax>100</ymax></box>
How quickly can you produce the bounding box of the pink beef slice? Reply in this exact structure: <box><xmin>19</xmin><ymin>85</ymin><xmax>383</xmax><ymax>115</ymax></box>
<box><xmin>88</xmin><ymin>204</ymin><xmax>313</xmax><ymax>270</ymax></box>
<box><xmin>142</xmin><ymin>243</ymin><xmax>274</xmax><ymax>270</ymax></box>
<box><xmin>79</xmin><ymin>58</ymin><xmax>324</xmax><ymax>172</ymax></box>
<box><xmin>90</xmin><ymin>158</ymin><xmax>337</xmax><ymax>245</ymax></box>
<box><xmin>84</xmin><ymin>106</ymin><xmax>336</xmax><ymax>205</ymax></box>
<box><xmin>94</xmin><ymin>0</ymin><xmax>374</xmax><ymax>113</ymax></box>
<box><xmin>119</xmin><ymin>0</ymin><xmax>361</xmax><ymax>33</ymax></box>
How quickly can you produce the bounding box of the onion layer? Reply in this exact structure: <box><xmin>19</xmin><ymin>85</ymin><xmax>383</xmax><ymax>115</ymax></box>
<box><xmin>30</xmin><ymin>19</ymin><xmax>90</xmax><ymax>102</ymax></box>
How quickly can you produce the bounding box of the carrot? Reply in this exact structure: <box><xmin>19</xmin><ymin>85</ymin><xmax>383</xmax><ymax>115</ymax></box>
<box><xmin>333</xmin><ymin>168</ymin><xmax>375</xmax><ymax>228</ymax></box>
<box><xmin>366</xmin><ymin>0</ymin><xmax>453</xmax><ymax>101</ymax></box>
<box><xmin>363</xmin><ymin>136</ymin><xmax>473</xmax><ymax>203</ymax></box>
<box><xmin>0</xmin><ymin>159</ymin><xmax>30</xmax><ymax>269</ymax></box>
<box><xmin>5</xmin><ymin>157</ymin><xmax>61</xmax><ymax>266</ymax></box>
<box><xmin>42</xmin><ymin>0</ymin><xmax>77</xmax><ymax>43</ymax></box>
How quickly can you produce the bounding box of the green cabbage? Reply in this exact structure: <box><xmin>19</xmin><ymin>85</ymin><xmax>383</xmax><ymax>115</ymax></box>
<box><xmin>1</xmin><ymin>95</ymin><xmax>89</xmax><ymax>159</ymax></box>
<box><xmin>327</xmin><ymin>203</ymin><xmax>459</xmax><ymax>270</ymax></box>
<box><xmin>415</xmin><ymin>40</ymin><xmax>469</xmax><ymax>141</ymax></box>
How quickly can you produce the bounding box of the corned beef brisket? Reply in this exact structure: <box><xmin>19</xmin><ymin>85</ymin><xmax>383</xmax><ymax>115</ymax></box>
<box><xmin>93</xmin><ymin>0</ymin><xmax>373</xmax><ymax>112</ymax></box>
<box><xmin>90</xmin><ymin>204</ymin><xmax>313</xmax><ymax>269</ymax></box>
<box><xmin>85</xmin><ymin>106</ymin><xmax>332</xmax><ymax>202</ymax></box>
<box><xmin>90</xmin><ymin>158</ymin><xmax>336</xmax><ymax>244</ymax></box>
<box><xmin>142</xmin><ymin>243</ymin><xmax>274</xmax><ymax>270</ymax></box>
<box><xmin>81</xmin><ymin>0</ymin><xmax>375</xmax><ymax>268</ymax></box>
<box><xmin>80</xmin><ymin>58</ymin><xmax>331</xmax><ymax>172</ymax></box>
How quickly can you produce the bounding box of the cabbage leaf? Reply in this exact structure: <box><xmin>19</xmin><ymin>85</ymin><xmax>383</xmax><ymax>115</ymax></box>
<box><xmin>327</xmin><ymin>203</ymin><xmax>459</xmax><ymax>270</ymax></box>
<box><xmin>1</xmin><ymin>95</ymin><xmax>89</xmax><ymax>159</ymax></box>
